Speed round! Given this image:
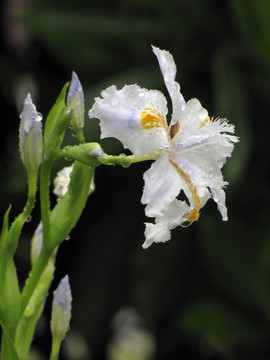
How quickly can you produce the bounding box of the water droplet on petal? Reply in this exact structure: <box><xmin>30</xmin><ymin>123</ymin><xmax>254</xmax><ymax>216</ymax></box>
<box><xmin>35</xmin><ymin>112</ymin><xmax>43</xmax><ymax>122</ymax></box>
<box><xmin>110</xmin><ymin>96</ymin><xmax>120</xmax><ymax>106</ymax></box>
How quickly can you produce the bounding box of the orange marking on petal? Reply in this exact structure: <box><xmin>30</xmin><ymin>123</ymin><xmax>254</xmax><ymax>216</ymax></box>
<box><xmin>170</xmin><ymin>160</ymin><xmax>200</xmax><ymax>222</ymax></box>
<box><xmin>140</xmin><ymin>108</ymin><xmax>167</xmax><ymax>130</ymax></box>
<box><xmin>200</xmin><ymin>116</ymin><xmax>211</xmax><ymax>128</ymax></box>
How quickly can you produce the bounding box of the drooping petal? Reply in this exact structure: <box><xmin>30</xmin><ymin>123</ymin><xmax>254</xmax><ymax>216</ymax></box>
<box><xmin>141</xmin><ymin>152</ymin><xmax>184</xmax><ymax>217</ymax></box>
<box><xmin>89</xmin><ymin>84</ymin><xmax>170</xmax><ymax>156</ymax></box>
<box><xmin>142</xmin><ymin>199</ymin><xmax>190</xmax><ymax>249</ymax></box>
<box><xmin>152</xmin><ymin>46</ymin><xmax>185</xmax><ymax>125</ymax></box>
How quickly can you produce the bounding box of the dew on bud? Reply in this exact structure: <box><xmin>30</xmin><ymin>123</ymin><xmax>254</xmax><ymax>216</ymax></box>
<box><xmin>25</xmin><ymin>215</ymin><xmax>32</xmax><ymax>223</ymax></box>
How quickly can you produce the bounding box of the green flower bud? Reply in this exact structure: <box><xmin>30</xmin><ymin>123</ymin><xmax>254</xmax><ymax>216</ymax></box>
<box><xmin>66</xmin><ymin>72</ymin><xmax>85</xmax><ymax>140</ymax></box>
<box><xmin>51</xmin><ymin>275</ymin><xmax>72</xmax><ymax>354</ymax></box>
<box><xmin>19</xmin><ymin>94</ymin><xmax>43</xmax><ymax>177</ymax></box>
<box><xmin>30</xmin><ymin>221</ymin><xmax>43</xmax><ymax>266</ymax></box>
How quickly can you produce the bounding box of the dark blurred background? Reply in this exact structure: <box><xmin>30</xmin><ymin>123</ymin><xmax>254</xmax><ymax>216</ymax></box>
<box><xmin>1</xmin><ymin>0</ymin><xmax>270</xmax><ymax>359</ymax></box>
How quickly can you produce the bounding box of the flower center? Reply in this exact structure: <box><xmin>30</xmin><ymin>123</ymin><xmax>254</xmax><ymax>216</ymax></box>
<box><xmin>170</xmin><ymin>160</ymin><xmax>200</xmax><ymax>222</ymax></box>
<box><xmin>169</xmin><ymin>122</ymin><xmax>180</xmax><ymax>139</ymax></box>
<box><xmin>140</xmin><ymin>108</ymin><xmax>167</xmax><ymax>130</ymax></box>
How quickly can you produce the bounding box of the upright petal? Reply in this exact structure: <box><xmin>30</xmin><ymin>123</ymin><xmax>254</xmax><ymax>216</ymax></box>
<box><xmin>152</xmin><ymin>46</ymin><xmax>185</xmax><ymax>125</ymax></box>
<box><xmin>89</xmin><ymin>84</ymin><xmax>170</xmax><ymax>156</ymax></box>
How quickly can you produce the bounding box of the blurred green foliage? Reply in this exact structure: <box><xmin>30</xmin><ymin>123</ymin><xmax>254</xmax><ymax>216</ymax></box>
<box><xmin>1</xmin><ymin>0</ymin><xmax>270</xmax><ymax>359</ymax></box>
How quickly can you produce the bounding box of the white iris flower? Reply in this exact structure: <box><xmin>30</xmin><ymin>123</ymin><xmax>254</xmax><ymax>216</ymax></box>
<box><xmin>89</xmin><ymin>46</ymin><xmax>238</xmax><ymax>248</ymax></box>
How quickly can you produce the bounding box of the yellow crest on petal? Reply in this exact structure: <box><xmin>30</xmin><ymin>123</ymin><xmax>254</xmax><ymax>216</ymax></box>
<box><xmin>199</xmin><ymin>116</ymin><xmax>211</xmax><ymax>128</ymax></box>
<box><xmin>140</xmin><ymin>108</ymin><xmax>167</xmax><ymax>130</ymax></box>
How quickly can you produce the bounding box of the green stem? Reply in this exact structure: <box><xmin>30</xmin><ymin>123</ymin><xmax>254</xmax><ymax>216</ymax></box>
<box><xmin>50</xmin><ymin>337</ymin><xmax>61</xmax><ymax>360</ymax></box>
<box><xmin>20</xmin><ymin>246</ymin><xmax>53</xmax><ymax>316</ymax></box>
<box><xmin>40</xmin><ymin>159</ymin><xmax>52</xmax><ymax>248</ymax></box>
<box><xmin>8</xmin><ymin>175</ymin><xmax>37</xmax><ymax>256</ymax></box>
<box><xmin>20</xmin><ymin>159</ymin><xmax>53</xmax><ymax>316</ymax></box>
<box><xmin>98</xmin><ymin>152</ymin><xmax>160</xmax><ymax>167</ymax></box>
<box><xmin>50</xmin><ymin>353</ymin><xmax>59</xmax><ymax>360</ymax></box>
<box><xmin>54</xmin><ymin>145</ymin><xmax>159</xmax><ymax>168</ymax></box>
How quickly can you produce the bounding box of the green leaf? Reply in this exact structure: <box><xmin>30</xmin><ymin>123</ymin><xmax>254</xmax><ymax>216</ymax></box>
<box><xmin>21</xmin><ymin>10</ymin><xmax>167</xmax><ymax>67</ymax></box>
<box><xmin>229</xmin><ymin>0</ymin><xmax>270</xmax><ymax>71</ymax></box>
<box><xmin>49</xmin><ymin>162</ymin><xmax>94</xmax><ymax>249</ymax></box>
<box><xmin>0</xmin><ymin>319</ymin><xmax>19</xmax><ymax>360</ymax></box>
<box><xmin>180</xmin><ymin>297</ymin><xmax>269</xmax><ymax>353</ymax></box>
<box><xmin>14</xmin><ymin>262</ymin><xmax>55</xmax><ymax>359</ymax></box>
<box><xmin>0</xmin><ymin>206</ymin><xmax>11</xmax><ymax>250</ymax></box>
<box><xmin>0</xmin><ymin>208</ymin><xmax>21</xmax><ymax>339</ymax></box>
<box><xmin>43</xmin><ymin>83</ymin><xmax>72</xmax><ymax>159</ymax></box>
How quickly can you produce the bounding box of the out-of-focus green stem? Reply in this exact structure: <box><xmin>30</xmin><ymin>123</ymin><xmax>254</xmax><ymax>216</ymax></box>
<box><xmin>20</xmin><ymin>159</ymin><xmax>53</xmax><ymax>316</ymax></box>
<box><xmin>8</xmin><ymin>174</ymin><xmax>37</xmax><ymax>257</ymax></box>
<box><xmin>39</xmin><ymin>158</ymin><xmax>52</xmax><ymax>248</ymax></box>
<box><xmin>49</xmin><ymin>346</ymin><xmax>60</xmax><ymax>360</ymax></box>
<box><xmin>20</xmin><ymin>246</ymin><xmax>53</xmax><ymax>316</ymax></box>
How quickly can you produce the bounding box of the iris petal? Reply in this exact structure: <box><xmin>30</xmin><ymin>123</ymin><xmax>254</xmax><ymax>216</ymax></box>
<box><xmin>89</xmin><ymin>85</ymin><xmax>169</xmax><ymax>155</ymax></box>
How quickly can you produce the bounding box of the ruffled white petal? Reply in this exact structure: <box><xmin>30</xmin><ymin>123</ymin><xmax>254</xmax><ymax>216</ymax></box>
<box><xmin>152</xmin><ymin>46</ymin><xmax>185</xmax><ymax>125</ymax></box>
<box><xmin>141</xmin><ymin>152</ymin><xmax>184</xmax><ymax>217</ymax></box>
<box><xmin>89</xmin><ymin>84</ymin><xmax>170</xmax><ymax>156</ymax></box>
<box><xmin>173</xmin><ymin>99</ymin><xmax>238</xmax><ymax>153</ymax></box>
<box><xmin>210</xmin><ymin>187</ymin><xmax>228</xmax><ymax>221</ymax></box>
<box><xmin>142</xmin><ymin>199</ymin><xmax>190</xmax><ymax>248</ymax></box>
<box><xmin>165</xmin><ymin>96</ymin><xmax>238</xmax><ymax>220</ymax></box>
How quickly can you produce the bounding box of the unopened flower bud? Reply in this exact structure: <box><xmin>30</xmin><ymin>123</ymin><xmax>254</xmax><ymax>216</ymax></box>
<box><xmin>51</xmin><ymin>275</ymin><xmax>72</xmax><ymax>345</ymax></box>
<box><xmin>19</xmin><ymin>94</ymin><xmax>43</xmax><ymax>176</ymax></box>
<box><xmin>66</xmin><ymin>72</ymin><xmax>85</xmax><ymax>135</ymax></box>
<box><xmin>30</xmin><ymin>221</ymin><xmax>43</xmax><ymax>266</ymax></box>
